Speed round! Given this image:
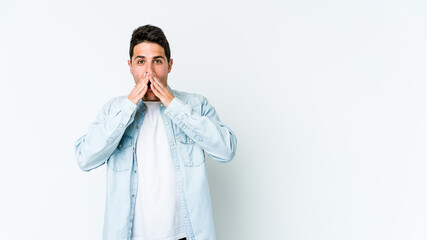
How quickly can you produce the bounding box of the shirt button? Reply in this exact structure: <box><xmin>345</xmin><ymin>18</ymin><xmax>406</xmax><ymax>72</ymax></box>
<box><xmin>176</xmin><ymin>166</ymin><xmax>179</xmax><ymax>169</ymax></box>
<box><xmin>136</xmin><ymin>126</ymin><xmax>139</xmax><ymax>129</ymax></box>
<box><xmin>183</xmin><ymin>125</ymin><xmax>186</xmax><ymax>129</ymax></box>
<box><xmin>189</xmin><ymin>139</ymin><xmax>193</xmax><ymax>142</ymax></box>
<box><xmin>118</xmin><ymin>144</ymin><xmax>122</xmax><ymax>148</ymax></box>
<box><xmin>132</xmin><ymin>194</ymin><xmax>135</xmax><ymax>197</ymax></box>
<box><xmin>184</xmin><ymin>214</ymin><xmax>186</xmax><ymax>218</ymax></box>
<box><xmin>134</xmin><ymin>170</ymin><xmax>137</xmax><ymax>173</ymax></box>
<box><xmin>160</xmin><ymin>104</ymin><xmax>163</xmax><ymax>106</ymax></box>
<box><xmin>165</xmin><ymin>122</ymin><xmax>168</xmax><ymax>125</ymax></box>
<box><xmin>120</xmin><ymin>124</ymin><xmax>124</xmax><ymax>128</ymax></box>
<box><xmin>129</xmin><ymin>106</ymin><xmax>134</xmax><ymax>110</ymax></box>
<box><xmin>171</xmin><ymin>142</ymin><xmax>174</xmax><ymax>146</ymax></box>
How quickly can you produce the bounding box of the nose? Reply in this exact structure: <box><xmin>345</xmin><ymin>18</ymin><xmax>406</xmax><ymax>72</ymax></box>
<box><xmin>145</xmin><ymin>62</ymin><xmax>155</xmax><ymax>73</ymax></box>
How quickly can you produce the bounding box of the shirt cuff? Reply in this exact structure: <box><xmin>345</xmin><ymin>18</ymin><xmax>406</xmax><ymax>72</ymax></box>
<box><xmin>121</xmin><ymin>97</ymin><xmax>137</xmax><ymax>115</ymax></box>
<box><xmin>164</xmin><ymin>97</ymin><xmax>185</xmax><ymax>119</ymax></box>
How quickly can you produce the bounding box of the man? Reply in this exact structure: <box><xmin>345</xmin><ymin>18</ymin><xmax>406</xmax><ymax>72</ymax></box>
<box><xmin>74</xmin><ymin>24</ymin><xmax>237</xmax><ymax>240</ymax></box>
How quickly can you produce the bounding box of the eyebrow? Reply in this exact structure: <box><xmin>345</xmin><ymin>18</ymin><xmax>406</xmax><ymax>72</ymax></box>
<box><xmin>134</xmin><ymin>55</ymin><xmax>165</xmax><ymax>60</ymax></box>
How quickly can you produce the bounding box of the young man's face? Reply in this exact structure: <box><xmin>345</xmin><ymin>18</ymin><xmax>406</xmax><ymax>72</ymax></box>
<box><xmin>128</xmin><ymin>41</ymin><xmax>173</xmax><ymax>101</ymax></box>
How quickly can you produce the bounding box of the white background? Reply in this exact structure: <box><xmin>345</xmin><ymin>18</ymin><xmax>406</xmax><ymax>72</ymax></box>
<box><xmin>1</xmin><ymin>0</ymin><xmax>427</xmax><ymax>239</ymax></box>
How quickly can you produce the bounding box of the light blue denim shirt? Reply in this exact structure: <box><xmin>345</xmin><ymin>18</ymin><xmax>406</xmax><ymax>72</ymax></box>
<box><xmin>74</xmin><ymin>85</ymin><xmax>237</xmax><ymax>240</ymax></box>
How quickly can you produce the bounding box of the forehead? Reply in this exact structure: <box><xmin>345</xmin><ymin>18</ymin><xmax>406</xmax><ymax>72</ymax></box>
<box><xmin>133</xmin><ymin>41</ymin><xmax>165</xmax><ymax>58</ymax></box>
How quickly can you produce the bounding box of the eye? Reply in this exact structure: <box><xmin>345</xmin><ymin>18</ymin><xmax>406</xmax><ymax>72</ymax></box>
<box><xmin>137</xmin><ymin>60</ymin><xmax>144</xmax><ymax>64</ymax></box>
<box><xmin>154</xmin><ymin>60</ymin><xmax>162</xmax><ymax>63</ymax></box>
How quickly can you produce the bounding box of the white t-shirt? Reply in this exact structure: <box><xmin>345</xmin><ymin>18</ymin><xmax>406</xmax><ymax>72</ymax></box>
<box><xmin>131</xmin><ymin>101</ymin><xmax>186</xmax><ymax>240</ymax></box>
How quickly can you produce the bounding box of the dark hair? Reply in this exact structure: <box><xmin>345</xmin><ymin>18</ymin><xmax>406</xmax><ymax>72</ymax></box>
<box><xmin>129</xmin><ymin>24</ymin><xmax>171</xmax><ymax>63</ymax></box>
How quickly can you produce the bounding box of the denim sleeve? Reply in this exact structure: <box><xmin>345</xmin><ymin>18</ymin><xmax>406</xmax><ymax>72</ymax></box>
<box><xmin>74</xmin><ymin>97</ymin><xmax>137</xmax><ymax>171</ymax></box>
<box><xmin>164</xmin><ymin>96</ymin><xmax>237</xmax><ymax>163</ymax></box>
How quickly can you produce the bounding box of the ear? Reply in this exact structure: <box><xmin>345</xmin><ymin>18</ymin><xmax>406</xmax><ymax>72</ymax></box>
<box><xmin>128</xmin><ymin>59</ymin><xmax>132</xmax><ymax>74</ymax></box>
<box><xmin>168</xmin><ymin>59</ymin><xmax>173</xmax><ymax>73</ymax></box>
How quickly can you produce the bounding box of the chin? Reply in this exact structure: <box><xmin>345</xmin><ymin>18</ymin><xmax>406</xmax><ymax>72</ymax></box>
<box><xmin>143</xmin><ymin>93</ymin><xmax>159</xmax><ymax>101</ymax></box>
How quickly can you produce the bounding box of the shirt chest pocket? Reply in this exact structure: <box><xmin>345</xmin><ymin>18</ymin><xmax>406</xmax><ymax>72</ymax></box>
<box><xmin>175</xmin><ymin>132</ymin><xmax>205</xmax><ymax>167</ymax></box>
<box><xmin>107</xmin><ymin>136</ymin><xmax>133</xmax><ymax>172</ymax></box>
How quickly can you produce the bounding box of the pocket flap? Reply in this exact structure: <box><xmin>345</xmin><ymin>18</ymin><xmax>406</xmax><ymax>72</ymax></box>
<box><xmin>176</xmin><ymin>132</ymin><xmax>194</xmax><ymax>144</ymax></box>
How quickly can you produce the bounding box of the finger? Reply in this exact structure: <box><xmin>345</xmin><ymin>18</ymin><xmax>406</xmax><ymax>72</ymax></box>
<box><xmin>150</xmin><ymin>79</ymin><xmax>162</xmax><ymax>97</ymax></box>
<box><xmin>135</xmin><ymin>80</ymin><xmax>148</xmax><ymax>93</ymax></box>
<box><xmin>150</xmin><ymin>74</ymin><xmax>165</xmax><ymax>92</ymax></box>
<box><xmin>136</xmin><ymin>79</ymin><xmax>145</xmax><ymax>88</ymax></box>
<box><xmin>151</xmin><ymin>72</ymin><xmax>162</xmax><ymax>84</ymax></box>
<box><xmin>151</xmin><ymin>74</ymin><xmax>164</xmax><ymax>87</ymax></box>
<box><xmin>147</xmin><ymin>73</ymin><xmax>155</xmax><ymax>86</ymax></box>
<box><xmin>137</xmin><ymin>77</ymin><xmax>148</xmax><ymax>91</ymax></box>
<box><xmin>153</xmin><ymin>79</ymin><xmax>163</xmax><ymax>91</ymax></box>
<box><xmin>149</xmin><ymin>77</ymin><xmax>159</xmax><ymax>92</ymax></box>
<box><xmin>142</xmin><ymin>84</ymin><xmax>148</xmax><ymax>93</ymax></box>
<box><xmin>138</xmin><ymin>85</ymin><xmax>148</xmax><ymax>98</ymax></box>
<box><xmin>153</xmin><ymin>78</ymin><xmax>166</xmax><ymax>93</ymax></box>
<box><xmin>133</xmin><ymin>84</ymin><xmax>145</xmax><ymax>95</ymax></box>
<box><xmin>141</xmin><ymin>75</ymin><xmax>149</xmax><ymax>87</ymax></box>
<box><xmin>137</xmin><ymin>72</ymin><xmax>148</xmax><ymax>86</ymax></box>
